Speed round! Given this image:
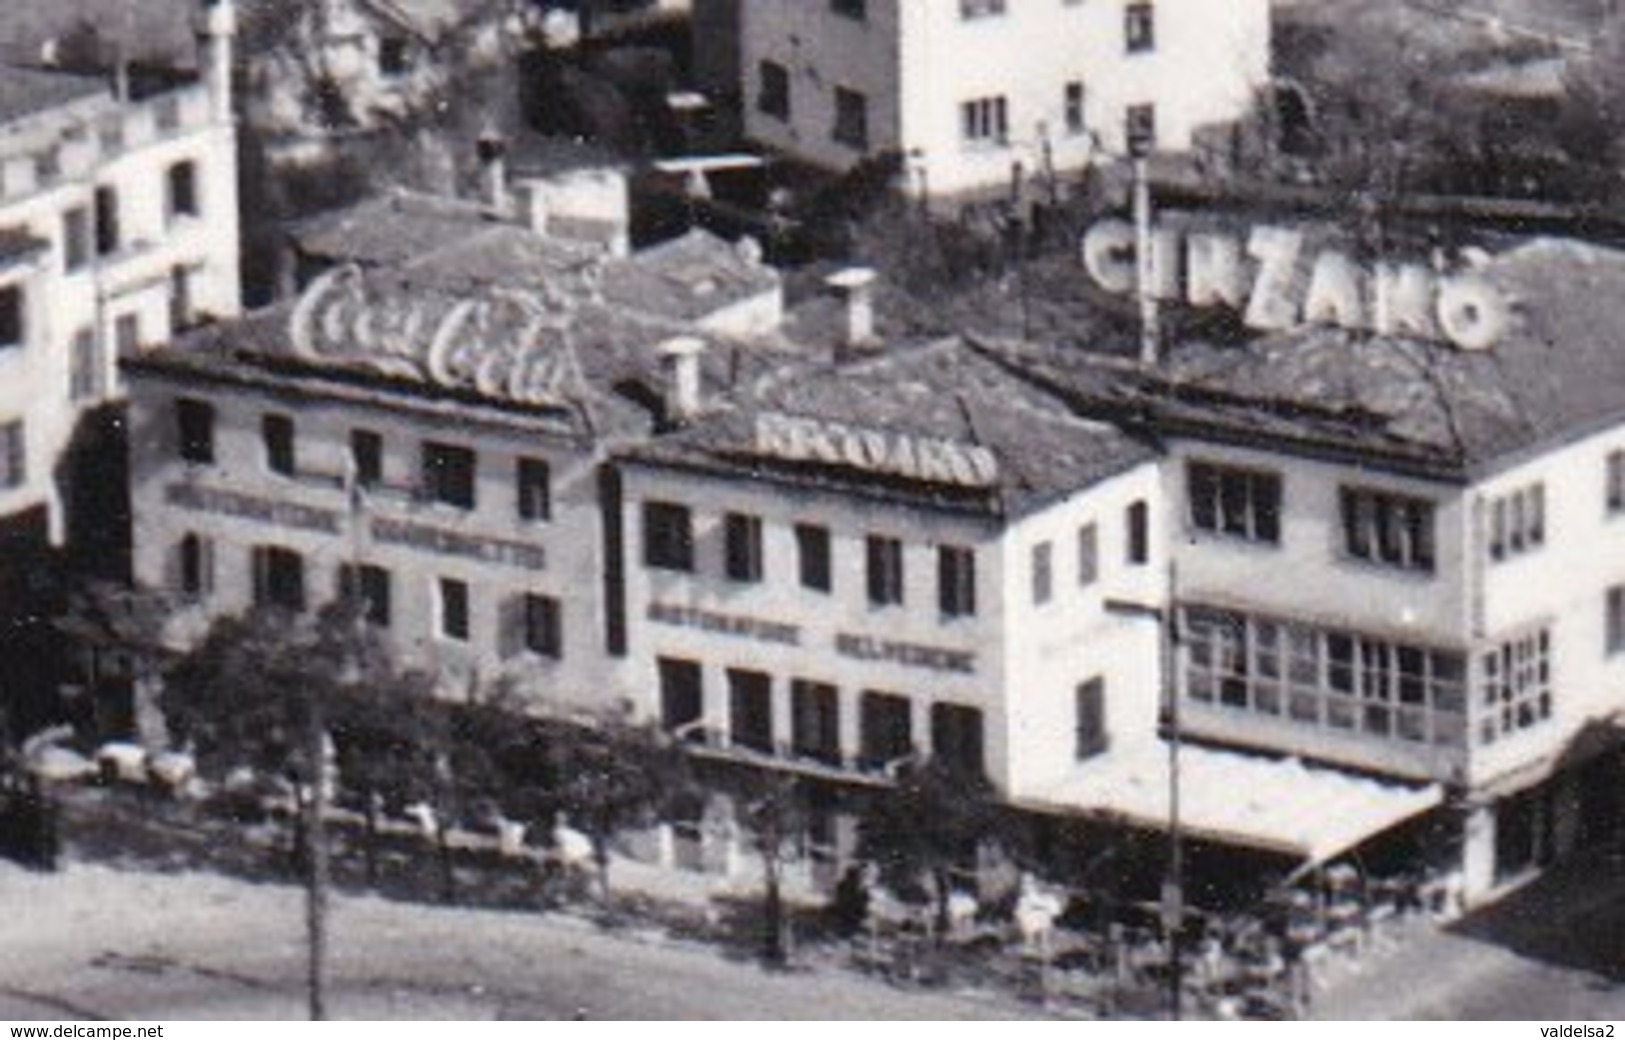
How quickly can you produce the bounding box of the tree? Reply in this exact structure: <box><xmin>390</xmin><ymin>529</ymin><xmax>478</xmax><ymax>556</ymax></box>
<box><xmin>737</xmin><ymin>773</ymin><xmax>804</xmax><ymax>968</ymax></box>
<box><xmin>160</xmin><ymin>599</ymin><xmax>390</xmax><ymax>1021</ymax></box>
<box><xmin>859</xmin><ymin>757</ymin><xmax>1005</xmax><ymax>941</ymax></box>
<box><xmin>550</xmin><ymin>702</ymin><xmax>690</xmax><ymax>898</ymax></box>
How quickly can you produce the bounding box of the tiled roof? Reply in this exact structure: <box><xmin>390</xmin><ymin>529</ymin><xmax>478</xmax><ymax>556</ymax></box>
<box><xmin>0</xmin><ymin>64</ymin><xmax>107</xmax><ymax>126</ymax></box>
<box><xmin>287</xmin><ymin>190</ymin><xmax>497</xmax><ymax>268</ymax></box>
<box><xmin>0</xmin><ymin>3</ymin><xmax>198</xmax><ymax>70</ymax></box>
<box><xmin>598</xmin><ymin>230</ymin><xmax>783</xmax><ymax>326</ymax></box>
<box><xmin>985</xmin><ymin>237</ymin><xmax>1625</xmax><ymax>479</ymax></box>
<box><xmin>624</xmin><ymin>338</ymin><xmax>1157</xmax><ymax>518</ymax></box>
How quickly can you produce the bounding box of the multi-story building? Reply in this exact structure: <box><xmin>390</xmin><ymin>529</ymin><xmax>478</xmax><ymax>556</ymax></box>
<box><xmin>0</xmin><ymin>0</ymin><xmax>240</xmax><ymax>557</ymax></box>
<box><xmin>1002</xmin><ymin>223</ymin><xmax>1625</xmax><ymax>904</ymax></box>
<box><xmin>124</xmin><ymin>182</ymin><xmax>790</xmax><ymax>716</ymax></box>
<box><xmin>735</xmin><ymin>0</ymin><xmax>1270</xmax><ymax>202</ymax></box>
<box><xmin>616</xmin><ymin>336</ymin><xmax>1163</xmax><ymax>800</ymax></box>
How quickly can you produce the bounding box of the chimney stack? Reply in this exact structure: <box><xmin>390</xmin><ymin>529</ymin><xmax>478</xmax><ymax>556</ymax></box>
<box><xmin>477</xmin><ymin>130</ymin><xmax>510</xmax><ymax>216</ymax></box>
<box><xmin>194</xmin><ymin>0</ymin><xmax>237</xmax><ymax>124</ymax></box>
<box><xmin>659</xmin><ymin>336</ymin><xmax>707</xmax><ymax>425</ymax></box>
<box><xmin>826</xmin><ymin>267</ymin><xmax>878</xmax><ymax>355</ymax></box>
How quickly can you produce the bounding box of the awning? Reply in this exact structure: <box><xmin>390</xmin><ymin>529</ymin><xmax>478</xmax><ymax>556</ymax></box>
<box><xmin>1022</xmin><ymin>741</ymin><xmax>1443</xmax><ymax>866</ymax></box>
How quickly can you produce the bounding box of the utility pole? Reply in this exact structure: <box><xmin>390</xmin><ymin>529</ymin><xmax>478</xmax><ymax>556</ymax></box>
<box><xmin>305</xmin><ymin>692</ymin><xmax>329</xmax><ymax>1021</ymax></box>
<box><xmin>1162</xmin><ymin>561</ymin><xmax>1184</xmax><ymax>1021</ymax></box>
<box><xmin>1132</xmin><ymin>153</ymin><xmax>1159</xmax><ymax>368</ymax></box>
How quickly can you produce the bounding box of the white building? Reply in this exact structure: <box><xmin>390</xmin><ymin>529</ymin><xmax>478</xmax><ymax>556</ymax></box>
<box><xmin>1009</xmin><ymin>220</ymin><xmax>1625</xmax><ymax>904</ymax></box>
<box><xmin>125</xmin><ymin>181</ymin><xmax>791</xmax><ymax>714</ymax></box>
<box><xmin>0</xmin><ymin>0</ymin><xmax>241</xmax><ymax>553</ymax></box>
<box><xmin>736</xmin><ymin>0</ymin><xmax>1271</xmax><ymax>201</ymax></box>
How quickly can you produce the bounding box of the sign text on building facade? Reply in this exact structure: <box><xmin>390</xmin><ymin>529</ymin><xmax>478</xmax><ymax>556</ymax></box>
<box><xmin>752</xmin><ymin>412</ymin><xmax>999</xmax><ymax>489</ymax></box>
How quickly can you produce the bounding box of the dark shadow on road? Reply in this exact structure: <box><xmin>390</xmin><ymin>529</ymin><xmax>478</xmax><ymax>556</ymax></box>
<box><xmin>1448</xmin><ymin>845</ymin><xmax>1625</xmax><ymax>985</ymax></box>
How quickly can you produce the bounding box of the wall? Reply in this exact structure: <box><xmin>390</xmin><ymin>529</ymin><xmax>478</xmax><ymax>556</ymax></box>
<box><xmin>126</xmin><ymin>367</ymin><xmax>621</xmax><ymax>711</ymax></box>
<box><xmin>0</xmin><ymin>76</ymin><xmax>239</xmax><ymax>544</ymax></box>
<box><xmin>998</xmin><ymin>462</ymin><xmax>1166</xmax><ymax>798</ymax></box>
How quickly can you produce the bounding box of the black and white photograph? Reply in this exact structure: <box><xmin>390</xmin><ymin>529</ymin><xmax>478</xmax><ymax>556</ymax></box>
<box><xmin>2</xmin><ymin>0</ymin><xmax>1625</xmax><ymax>1024</ymax></box>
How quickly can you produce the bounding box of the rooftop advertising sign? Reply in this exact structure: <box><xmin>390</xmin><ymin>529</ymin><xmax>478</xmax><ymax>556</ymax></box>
<box><xmin>1080</xmin><ymin>219</ymin><xmax>1510</xmax><ymax>351</ymax></box>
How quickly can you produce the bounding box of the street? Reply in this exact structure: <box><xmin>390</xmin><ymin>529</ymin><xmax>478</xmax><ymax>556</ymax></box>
<box><xmin>1315</xmin><ymin>845</ymin><xmax>1625</xmax><ymax>1020</ymax></box>
<box><xmin>0</xmin><ymin>861</ymin><xmax>1036</xmax><ymax>1021</ymax></box>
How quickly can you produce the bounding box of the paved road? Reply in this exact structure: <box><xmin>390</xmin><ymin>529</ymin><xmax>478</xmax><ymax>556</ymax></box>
<box><xmin>0</xmin><ymin>863</ymin><xmax>1036</xmax><ymax>1021</ymax></box>
<box><xmin>1315</xmin><ymin>846</ymin><xmax>1625</xmax><ymax>1020</ymax></box>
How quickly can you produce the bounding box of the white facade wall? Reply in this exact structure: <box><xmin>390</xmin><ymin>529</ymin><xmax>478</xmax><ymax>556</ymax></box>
<box><xmin>738</xmin><ymin>0</ymin><xmax>1270</xmax><ymax>199</ymax></box>
<box><xmin>1468</xmin><ymin>427</ymin><xmax>1625</xmax><ymax>790</ymax></box>
<box><xmin>0</xmin><ymin>65</ymin><xmax>240</xmax><ymax>542</ymax></box>
<box><xmin>127</xmin><ymin>371</ymin><xmax>622</xmax><ymax>711</ymax></box>
<box><xmin>1165</xmin><ymin>439</ymin><xmax>1474</xmax><ymax>782</ymax></box>
<box><xmin>999</xmin><ymin>464</ymin><xmax>1165</xmax><ymax>797</ymax></box>
<box><xmin>619</xmin><ymin>456</ymin><xmax>1163</xmax><ymax>796</ymax></box>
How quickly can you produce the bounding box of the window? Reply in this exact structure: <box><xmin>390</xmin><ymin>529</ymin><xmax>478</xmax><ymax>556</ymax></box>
<box><xmin>169</xmin><ymin>266</ymin><xmax>193</xmax><ymax>331</ymax></box>
<box><xmin>422</xmin><ymin>441</ymin><xmax>476</xmax><ymax>509</ymax></box>
<box><xmin>729</xmin><ymin>668</ymin><xmax>774</xmax><ymax>753</ymax></box>
<box><xmin>523</xmin><ymin>593</ymin><xmax>562</xmax><ymax>658</ymax></box>
<box><xmin>1609</xmin><ymin>450</ymin><xmax>1625</xmax><ymax>515</ymax></box>
<box><xmin>0</xmin><ymin>286</ymin><xmax>23</xmax><ymax>349</ymax></box>
<box><xmin>1126</xmin><ymin>500</ymin><xmax>1150</xmax><ymax>565</ymax></box>
<box><xmin>94</xmin><ymin>185</ymin><xmax>119</xmax><ymax>256</ymax></box>
<box><xmin>1478</xmin><ymin>629</ymin><xmax>1553</xmax><ymax>745</ymax></box>
<box><xmin>1188</xmin><ymin>462</ymin><xmax>1282</xmax><ymax>543</ymax></box>
<box><xmin>1181</xmin><ymin>605</ymin><xmax>1468</xmax><ymax>748</ymax></box>
<box><xmin>830</xmin><ymin>0</ymin><xmax>866</xmax><ymax>19</ymax></box>
<box><xmin>62</xmin><ymin>207</ymin><xmax>90</xmax><ymax>272</ymax></box>
<box><xmin>1032</xmin><ymin>541</ymin><xmax>1054</xmax><ymax>605</ymax></box>
<box><xmin>1608</xmin><ymin>586</ymin><xmax>1625</xmax><ymax>657</ymax></box>
<box><xmin>437</xmin><ymin>577</ymin><xmax>470</xmax><ymax>642</ymax></box>
<box><xmin>69</xmin><ymin>329</ymin><xmax>100</xmax><ymax>401</ymax></box>
<box><xmin>1342</xmin><ymin>487</ymin><xmax>1435</xmax><ymax>572</ymax></box>
<box><xmin>833</xmin><ymin>87</ymin><xmax>869</xmax><ymax>151</ymax></box>
<box><xmin>1489</xmin><ymin>484</ymin><xmax>1546</xmax><ymax>562</ymax></box>
<box><xmin>796</xmin><ymin>523</ymin><xmax>832</xmax><ymax>592</ymax></box>
<box><xmin>725</xmin><ymin>512</ymin><xmax>765</xmax><ymax>583</ymax></box>
<box><xmin>867</xmin><ymin>534</ymin><xmax>904</xmax><ymax>606</ymax></box>
<box><xmin>262</xmin><ymin>413</ymin><xmax>295</xmax><ymax>477</ymax></box>
<box><xmin>0</xmin><ymin>420</ymin><xmax>21</xmax><ymax>490</ymax></box>
<box><xmin>757</xmin><ymin>60</ymin><xmax>790</xmax><ymax>120</ymax></box>
<box><xmin>860</xmin><ymin>691</ymin><xmax>913</xmax><ymax>768</ymax></box>
<box><xmin>1125</xmin><ymin>1</ymin><xmax>1155</xmax><ymax>52</ymax></box>
<box><xmin>643</xmin><ymin>501</ymin><xmax>695</xmax><ymax>572</ymax></box>
<box><xmin>178</xmin><ymin>533</ymin><xmax>213</xmax><ymax>599</ymax></box>
<box><xmin>1125</xmin><ymin>103</ymin><xmax>1157</xmax><ymax>155</ymax></box>
<box><xmin>1078</xmin><ymin>523</ymin><xmax>1099</xmax><ymax>586</ymax></box>
<box><xmin>961</xmin><ymin>96</ymin><xmax>1009</xmax><ymax>144</ymax></box>
<box><xmin>516</xmin><ymin>456</ymin><xmax>551</xmax><ymax>522</ymax></box>
<box><xmin>337</xmin><ymin>563</ymin><xmax>391</xmax><ymax>627</ymax></box>
<box><xmin>166</xmin><ymin>160</ymin><xmax>199</xmax><ymax>221</ymax></box>
<box><xmin>791</xmin><ymin>680</ymin><xmax>841</xmax><ymax>765</ymax></box>
<box><xmin>175</xmin><ymin>398</ymin><xmax>214</xmax><ymax>464</ymax></box>
<box><xmin>938</xmin><ymin>544</ymin><xmax>977</xmax><ymax>618</ymax></box>
<box><xmin>1064</xmin><ymin>81</ymin><xmax>1086</xmax><ymax>135</ymax></box>
<box><xmin>251</xmin><ymin>545</ymin><xmax>305</xmax><ymax>613</ymax></box>
<box><xmin>960</xmin><ymin>0</ymin><xmax>1007</xmax><ymax>16</ymax></box>
<box><xmin>659</xmin><ymin>657</ymin><xmax>704</xmax><ymax>736</ymax></box>
<box><xmin>116</xmin><ymin>313</ymin><xmax>141</xmax><ymax>356</ymax></box>
<box><xmin>1076</xmin><ymin>678</ymin><xmax>1108</xmax><ymax>759</ymax></box>
<box><xmin>350</xmin><ymin>429</ymin><xmax>383</xmax><ymax>489</ymax></box>
<box><xmin>930</xmin><ymin>702</ymin><xmax>985</xmax><ymax>777</ymax></box>
<box><xmin>378</xmin><ymin>36</ymin><xmax>409</xmax><ymax>77</ymax></box>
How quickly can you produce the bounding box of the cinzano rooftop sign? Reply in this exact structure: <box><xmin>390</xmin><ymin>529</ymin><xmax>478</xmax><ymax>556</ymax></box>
<box><xmin>1080</xmin><ymin>219</ymin><xmax>1511</xmax><ymax>351</ymax></box>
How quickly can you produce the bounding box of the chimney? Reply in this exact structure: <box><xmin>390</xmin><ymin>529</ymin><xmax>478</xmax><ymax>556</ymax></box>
<box><xmin>825</xmin><ymin>267</ymin><xmax>878</xmax><ymax>355</ymax></box>
<box><xmin>194</xmin><ymin>0</ymin><xmax>237</xmax><ymax>124</ymax></box>
<box><xmin>476</xmin><ymin>130</ymin><xmax>509</xmax><ymax>216</ymax></box>
<box><xmin>659</xmin><ymin>336</ymin><xmax>706</xmax><ymax>425</ymax></box>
